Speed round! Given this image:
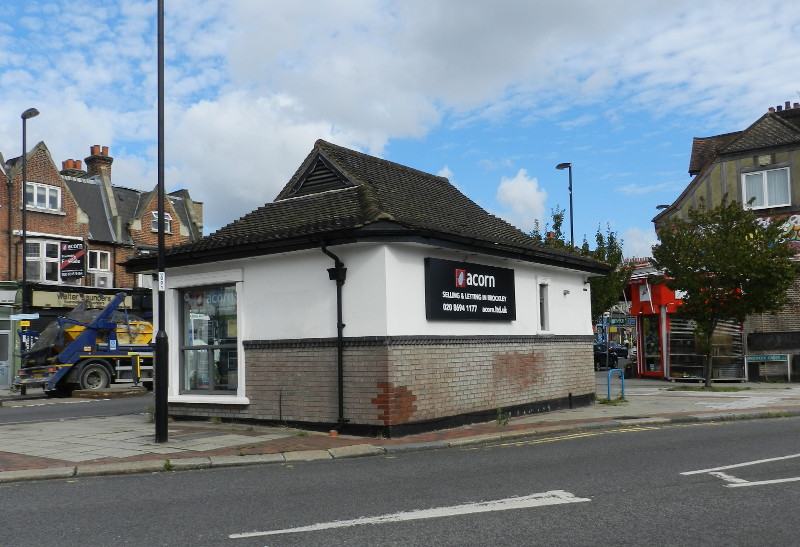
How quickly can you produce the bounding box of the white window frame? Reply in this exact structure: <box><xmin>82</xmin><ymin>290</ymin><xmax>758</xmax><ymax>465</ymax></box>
<box><xmin>25</xmin><ymin>239</ymin><xmax>61</xmax><ymax>283</ymax></box>
<box><xmin>742</xmin><ymin>167</ymin><xmax>791</xmax><ymax>209</ymax></box>
<box><xmin>86</xmin><ymin>250</ymin><xmax>113</xmax><ymax>288</ymax></box>
<box><xmin>88</xmin><ymin>250</ymin><xmax>111</xmax><ymax>271</ymax></box>
<box><xmin>25</xmin><ymin>182</ymin><xmax>61</xmax><ymax>212</ymax></box>
<box><xmin>151</xmin><ymin>211</ymin><xmax>173</xmax><ymax>233</ymax></box>
<box><xmin>166</xmin><ymin>270</ymin><xmax>247</xmax><ymax>404</ymax></box>
<box><xmin>538</xmin><ymin>280</ymin><xmax>550</xmax><ymax>332</ymax></box>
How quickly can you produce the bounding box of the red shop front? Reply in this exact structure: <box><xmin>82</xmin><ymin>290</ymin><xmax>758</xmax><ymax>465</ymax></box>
<box><xmin>628</xmin><ymin>275</ymin><xmax>682</xmax><ymax>379</ymax></box>
<box><xmin>627</xmin><ymin>269</ymin><xmax>745</xmax><ymax>381</ymax></box>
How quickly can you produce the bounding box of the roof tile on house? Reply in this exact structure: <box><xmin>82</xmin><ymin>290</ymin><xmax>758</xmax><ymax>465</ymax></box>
<box><xmin>721</xmin><ymin>110</ymin><xmax>800</xmax><ymax>154</ymax></box>
<box><xmin>157</xmin><ymin>140</ymin><xmax>608</xmax><ymax>273</ymax></box>
<box><xmin>63</xmin><ymin>177</ymin><xmax>116</xmax><ymax>242</ymax></box>
<box><xmin>688</xmin><ymin>132</ymin><xmax>741</xmax><ymax>175</ymax></box>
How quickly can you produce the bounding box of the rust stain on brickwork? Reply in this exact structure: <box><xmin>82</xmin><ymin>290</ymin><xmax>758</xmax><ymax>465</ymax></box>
<box><xmin>493</xmin><ymin>352</ymin><xmax>545</xmax><ymax>389</ymax></box>
<box><xmin>372</xmin><ymin>383</ymin><xmax>417</xmax><ymax>425</ymax></box>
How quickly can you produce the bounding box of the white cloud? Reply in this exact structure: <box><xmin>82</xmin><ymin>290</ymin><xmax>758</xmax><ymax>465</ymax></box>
<box><xmin>437</xmin><ymin>166</ymin><xmax>454</xmax><ymax>179</ymax></box>
<box><xmin>494</xmin><ymin>169</ymin><xmax>548</xmax><ymax>233</ymax></box>
<box><xmin>622</xmin><ymin>226</ymin><xmax>658</xmax><ymax>258</ymax></box>
<box><xmin>615</xmin><ymin>180</ymin><xmax>686</xmax><ymax>196</ymax></box>
<box><xmin>3</xmin><ymin>0</ymin><xmax>800</xmax><ymax>239</ymax></box>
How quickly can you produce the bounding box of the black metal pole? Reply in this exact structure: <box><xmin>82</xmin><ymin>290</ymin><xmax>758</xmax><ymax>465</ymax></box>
<box><xmin>21</xmin><ymin>117</ymin><xmax>27</xmax><ymax>315</ymax></box>
<box><xmin>20</xmin><ymin>108</ymin><xmax>39</xmax><ymax>315</ymax></box>
<box><xmin>154</xmin><ymin>0</ymin><xmax>169</xmax><ymax>443</ymax></box>
<box><xmin>568</xmin><ymin>165</ymin><xmax>574</xmax><ymax>249</ymax></box>
<box><xmin>555</xmin><ymin>162</ymin><xmax>574</xmax><ymax>249</ymax></box>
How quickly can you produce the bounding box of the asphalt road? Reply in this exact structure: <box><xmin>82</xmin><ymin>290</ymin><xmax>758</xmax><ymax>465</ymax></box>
<box><xmin>2</xmin><ymin>416</ymin><xmax>799</xmax><ymax>546</ymax></box>
<box><xmin>0</xmin><ymin>392</ymin><xmax>152</xmax><ymax>424</ymax></box>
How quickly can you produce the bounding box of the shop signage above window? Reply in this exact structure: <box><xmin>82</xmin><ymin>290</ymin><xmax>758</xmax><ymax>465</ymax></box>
<box><xmin>32</xmin><ymin>291</ymin><xmax>132</xmax><ymax>309</ymax></box>
<box><xmin>424</xmin><ymin>258</ymin><xmax>516</xmax><ymax>321</ymax></box>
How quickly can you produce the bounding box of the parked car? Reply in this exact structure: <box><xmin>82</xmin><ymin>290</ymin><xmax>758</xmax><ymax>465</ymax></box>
<box><xmin>593</xmin><ymin>343</ymin><xmax>619</xmax><ymax>370</ymax></box>
<box><xmin>607</xmin><ymin>342</ymin><xmax>629</xmax><ymax>359</ymax></box>
<box><xmin>594</xmin><ymin>342</ymin><xmax>628</xmax><ymax>359</ymax></box>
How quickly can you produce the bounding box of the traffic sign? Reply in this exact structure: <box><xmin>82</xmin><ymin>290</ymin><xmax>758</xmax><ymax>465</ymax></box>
<box><xmin>11</xmin><ymin>313</ymin><xmax>40</xmax><ymax>320</ymax></box>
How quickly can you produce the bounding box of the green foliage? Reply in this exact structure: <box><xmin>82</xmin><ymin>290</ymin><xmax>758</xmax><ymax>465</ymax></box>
<box><xmin>652</xmin><ymin>197</ymin><xmax>798</xmax><ymax>386</ymax></box>
<box><xmin>496</xmin><ymin>407</ymin><xmax>510</xmax><ymax>426</ymax></box>
<box><xmin>531</xmin><ymin>206</ymin><xmax>570</xmax><ymax>250</ymax></box>
<box><xmin>588</xmin><ymin>224</ymin><xmax>634</xmax><ymax>321</ymax></box>
<box><xmin>595</xmin><ymin>396</ymin><xmax>627</xmax><ymax>405</ymax></box>
<box><xmin>530</xmin><ymin>209</ymin><xmax>632</xmax><ymax>322</ymax></box>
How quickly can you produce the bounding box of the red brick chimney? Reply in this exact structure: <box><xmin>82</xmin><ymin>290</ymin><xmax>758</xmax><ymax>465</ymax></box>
<box><xmin>84</xmin><ymin>144</ymin><xmax>113</xmax><ymax>179</ymax></box>
<box><xmin>60</xmin><ymin>158</ymin><xmax>87</xmax><ymax>177</ymax></box>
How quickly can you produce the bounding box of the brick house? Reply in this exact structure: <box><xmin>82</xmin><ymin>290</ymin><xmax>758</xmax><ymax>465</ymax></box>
<box><xmin>0</xmin><ymin>143</ymin><xmax>203</xmax><ymax>376</ymax></box>
<box><xmin>644</xmin><ymin>101</ymin><xmax>800</xmax><ymax>381</ymax></box>
<box><xmin>127</xmin><ymin>139</ymin><xmax>610</xmax><ymax>436</ymax></box>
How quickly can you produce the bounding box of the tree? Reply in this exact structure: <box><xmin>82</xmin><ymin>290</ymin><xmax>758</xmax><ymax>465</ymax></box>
<box><xmin>531</xmin><ymin>209</ymin><xmax>632</xmax><ymax>322</ymax></box>
<box><xmin>588</xmin><ymin>225</ymin><xmax>633</xmax><ymax>322</ymax></box>
<box><xmin>651</xmin><ymin>198</ymin><xmax>798</xmax><ymax>387</ymax></box>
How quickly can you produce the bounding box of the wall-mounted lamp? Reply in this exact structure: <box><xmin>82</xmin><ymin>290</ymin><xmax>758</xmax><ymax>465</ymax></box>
<box><xmin>563</xmin><ymin>289</ymin><xmax>570</xmax><ymax>296</ymax></box>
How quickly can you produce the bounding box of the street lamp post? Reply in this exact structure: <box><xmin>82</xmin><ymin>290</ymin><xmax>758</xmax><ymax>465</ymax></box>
<box><xmin>20</xmin><ymin>108</ymin><xmax>40</xmax><ymax>315</ymax></box>
<box><xmin>154</xmin><ymin>0</ymin><xmax>169</xmax><ymax>443</ymax></box>
<box><xmin>555</xmin><ymin>162</ymin><xmax>574</xmax><ymax>248</ymax></box>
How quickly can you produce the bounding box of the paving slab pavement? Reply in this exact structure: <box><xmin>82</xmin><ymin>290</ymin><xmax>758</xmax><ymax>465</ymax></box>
<box><xmin>2</xmin><ymin>372</ymin><xmax>800</xmax><ymax>483</ymax></box>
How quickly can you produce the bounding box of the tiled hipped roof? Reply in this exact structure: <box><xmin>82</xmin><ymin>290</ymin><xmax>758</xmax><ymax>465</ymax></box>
<box><xmin>689</xmin><ymin>105</ymin><xmax>800</xmax><ymax>175</ymax></box>
<box><xmin>157</xmin><ymin>140</ymin><xmax>608</xmax><ymax>273</ymax></box>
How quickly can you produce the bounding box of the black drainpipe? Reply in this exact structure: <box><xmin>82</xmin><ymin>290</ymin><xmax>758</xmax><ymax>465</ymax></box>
<box><xmin>321</xmin><ymin>242</ymin><xmax>348</xmax><ymax>428</ymax></box>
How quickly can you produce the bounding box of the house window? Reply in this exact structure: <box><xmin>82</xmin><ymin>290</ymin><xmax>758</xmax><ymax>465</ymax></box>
<box><xmin>87</xmin><ymin>250</ymin><xmax>112</xmax><ymax>288</ymax></box>
<box><xmin>25</xmin><ymin>182</ymin><xmax>61</xmax><ymax>211</ymax></box>
<box><xmin>88</xmin><ymin>250</ymin><xmax>110</xmax><ymax>271</ymax></box>
<box><xmin>179</xmin><ymin>285</ymin><xmax>238</xmax><ymax>394</ymax></box>
<box><xmin>743</xmin><ymin>167</ymin><xmax>790</xmax><ymax>209</ymax></box>
<box><xmin>151</xmin><ymin>212</ymin><xmax>172</xmax><ymax>233</ymax></box>
<box><xmin>539</xmin><ymin>282</ymin><xmax>549</xmax><ymax>331</ymax></box>
<box><xmin>25</xmin><ymin>241</ymin><xmax>60</xmax><ymax>282</ymax></box>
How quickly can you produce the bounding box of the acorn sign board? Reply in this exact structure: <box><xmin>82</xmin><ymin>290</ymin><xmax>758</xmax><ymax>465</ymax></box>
<box><xmin>424</xmin><ymin>258</ymin><xmax>516</xmax><ymax>321</ymax></box>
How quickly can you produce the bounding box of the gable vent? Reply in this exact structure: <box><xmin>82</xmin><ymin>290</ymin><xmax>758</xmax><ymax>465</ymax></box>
<box><xmin>288</xmin><ymin>156</ymin><xmax>351</xmax><ymax>197</ymax></box>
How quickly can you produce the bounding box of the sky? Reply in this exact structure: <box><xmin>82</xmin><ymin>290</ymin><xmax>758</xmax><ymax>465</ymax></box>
<box><xmin>1</xmin><ymin>0</ymin><xmax>799</xmax><ymax>258</ymax></box>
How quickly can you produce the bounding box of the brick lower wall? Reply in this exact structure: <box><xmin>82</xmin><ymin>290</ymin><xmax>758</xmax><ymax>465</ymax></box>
<box><xmin>169</xmin><ymin>335</ymin><xmax>594</xmax><ymax>433</ymax></box>
<box><xmin>745</xmin><ymin>277</ymin><xmax>800</xmax><ymax>335</ymax></box>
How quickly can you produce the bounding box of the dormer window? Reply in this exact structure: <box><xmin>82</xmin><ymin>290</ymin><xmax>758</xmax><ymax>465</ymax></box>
<box><xmin>25</xmin><ymin>182</ymin><xmax>61</xmax><ymax>212</ymax></box>
<box><xmin>743</xmin><ymin>167</ymin><xmax>790</xmax><ymax>209</ymax></box>
<box><xmin>151</xmin><ymin>211</ymin><xmax>172</xmax><ymax>233</ymax></box>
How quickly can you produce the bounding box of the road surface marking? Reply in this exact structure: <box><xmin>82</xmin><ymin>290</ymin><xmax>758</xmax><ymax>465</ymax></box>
<box><xmin>681</xmin><ymin>452</ymin><xmax>800</xmax><ymax>475</ymax></box>
<box><xmin>682</xmin><ymin>453</ymin><xmax>800</xmax><ymax>488</ymax></box>
<box><xmin>229</xmin><ymin>490</ymin><xmax>591</xmax><ymax>539</ymax></box>
<box><xmin>709</xmin><ymin>472</ymin><xmax>749</xmax><ymax>484</ymax></box>
<box><xmin>727</xmin><ymin>477</ymin><xmax>800</xmax><ymax>488</ymax></box>
<box><xmin>2</xmin><ymin>399</ymin><xmax>106</xmax><ymax>408</ymax></box>
<box><xmin>485</xmin><ymin>424</ymin><xmax>683</xmax><ymax>450</ymax></box>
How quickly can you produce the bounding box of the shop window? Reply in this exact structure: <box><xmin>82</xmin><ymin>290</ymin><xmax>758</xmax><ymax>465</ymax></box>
<box><xmin>642</xmin><ymin>315</ymin><xmax>661</xmax><ymax>373</ymax></box>
<box><xmin>25</xmin><ymin>182</ymin><xmax>61</xmax><ymax>212</ymax></box>
<box><xmin>25</xmin><ymin>241</ymin><xmax>60</xmax><ymax>283</ymax></box>
<box><xmin>151</xmin><ymin>211</ymin><xmax>172</xmax><ymax>233</ymax></box>
<box><xmin>743</xmin><ymin>167</ymin><xmax>790</xmax><ymax>209</ymax></box>
<box><xmin>179</xmin><ymin>285</ymin><xmax>237</xmax><ymax>394</ymax></box>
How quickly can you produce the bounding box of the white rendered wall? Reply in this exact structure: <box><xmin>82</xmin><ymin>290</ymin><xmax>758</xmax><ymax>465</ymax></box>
<box><xmin>382</xmin><ymin>243</ymin><xmax>594</xmax><ymax>337</ymax></box>
<box><xmin>164</xmin><ymin>242</ymin><xmax>595</xmax><ymax>344</ymax></box>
